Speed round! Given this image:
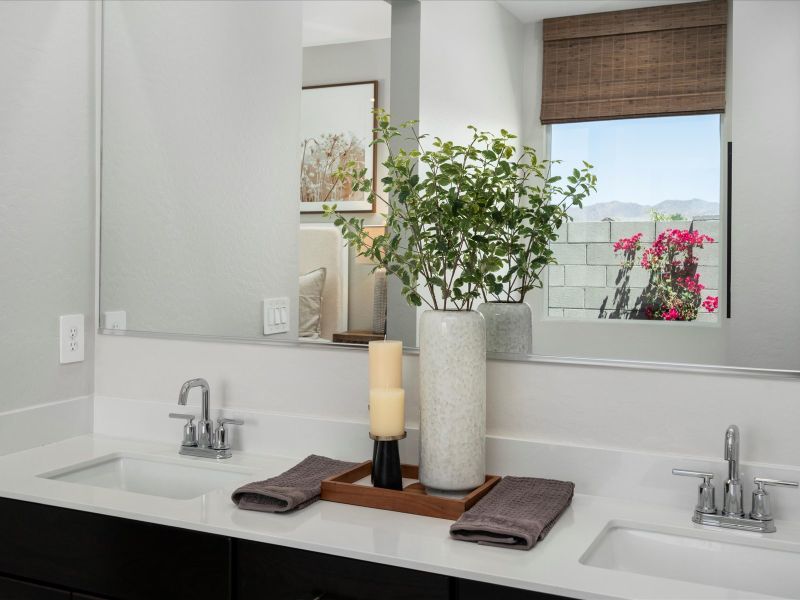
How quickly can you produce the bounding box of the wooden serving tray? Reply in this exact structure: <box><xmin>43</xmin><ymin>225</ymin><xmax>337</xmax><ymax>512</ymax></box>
<box><xmin>321</xmin><ymin>461</ymin><xmax>500</xmax><ymax>520</ymax></box>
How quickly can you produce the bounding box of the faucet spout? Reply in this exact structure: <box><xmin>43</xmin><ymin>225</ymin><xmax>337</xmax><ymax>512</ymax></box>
<box><xmin>723</xmin><ymin>424</ymin><xmax>744</xmax><ymax>517</ymax></box>
<box><xmin>178</xmin><ymin>378</ymin><xmax>212</xmax><ymax>447</ymax></box>
<box><xmin>725</xmin><ymin>424</ymin><xmax>740</xmax><ymax>480</ymax></box>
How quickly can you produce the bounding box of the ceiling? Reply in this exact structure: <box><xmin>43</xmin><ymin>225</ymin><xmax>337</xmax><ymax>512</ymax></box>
<box><xmin>302</xmin><ymin>1</ymin><xmax>391</xmax><ymax>48</ymax></box>
<box><xmin>496</xmin><ymin>0</ymin><xmax>699</xmax><ymax>23</ymax></box>
<box><xmin>300</xmin><ymin>1</ymin><xmax>701</xmax><ymax>48</ymax></box>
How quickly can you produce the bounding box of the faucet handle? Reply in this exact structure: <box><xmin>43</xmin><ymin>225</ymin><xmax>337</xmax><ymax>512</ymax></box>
<box><xmin>751</xmin><ymin>476</ymin><xmax>798</xmax><ymax>521</ymax></box>
<box><xmin>169</xmin><ymin>413</ymin><xmax>198</xmax><ymax>447</ymax></box>
<box><xmin>169</xmin><ymin>412</ymin><xmax>195</xmax><ymax>420</ymax></box>
<box><xmin>673</xmin><ymin>469</ymin><xmax>717</xmax><ymax>514</ymax></box>
<box><xmin>754</xmin><ymin>477</ymin><xmax>799</xmax><ymax>489</ymax></box>
<box><xmin>214</xmin><ymin>417</ymin><xmax>244</xmax><ymax>451</ymax></box>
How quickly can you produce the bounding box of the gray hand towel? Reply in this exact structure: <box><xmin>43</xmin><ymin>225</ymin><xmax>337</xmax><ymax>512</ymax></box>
<box><xmin>232</xmin><ymin>455</ymin><xmax>357</xmax><ymax>513</ymax></box>
<box><xmin>450</xmin><ymin>476</ymin><xmax>574</xmax><ymax>550</ymax></box>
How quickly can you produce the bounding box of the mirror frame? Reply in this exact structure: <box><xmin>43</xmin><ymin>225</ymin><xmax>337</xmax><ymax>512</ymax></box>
<box><xmin>97</xmin><ymin>327</ymin><xmax>800</xmax><ymax>379</ymax></box>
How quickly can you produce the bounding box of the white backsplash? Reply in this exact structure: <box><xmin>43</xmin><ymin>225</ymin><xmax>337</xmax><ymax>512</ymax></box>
<box><xmin>95</xmin><ymin>335</ymin><xmax>800</xmax><ymax>465</ymax></box>
<box><xmin>93</xmin><ymin>393</ymin><xmax>800</xmax><ymax>523</ymax></box>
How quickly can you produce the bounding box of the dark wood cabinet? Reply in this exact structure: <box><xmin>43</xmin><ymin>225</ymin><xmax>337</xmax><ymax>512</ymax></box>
<box><xmin>0</xmin><ymin>575</ymin><xmax>70</xmax><ymax>600</ymax></box>
<box><xmin>0</xmin><ymin>498</ymin><xmax>230</xmax><ymax>600</ymax></box>
<box><xmin>235</xmin><ymin>540</ymin><xmax>450</xmax><ymax>600</ymax></box>
<box><xmin>0</xmin><ymin>498</ymin><xmax>571</xmax><ymax>600</ymax></box>
<box><xmin>458</xmin><ymin>579</ymin><xmax>567</xmax><ymax>599</ymax></box>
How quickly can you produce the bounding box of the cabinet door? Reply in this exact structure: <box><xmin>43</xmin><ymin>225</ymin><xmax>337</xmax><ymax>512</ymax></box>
<box><xmin>235</xmin><ymin>540</ymin><xmax>450</xmax><ymax>600</ymax></box>
<box><xmin>0</xmin><ymin>575</ymin><xmax>69</xmax><ymax>600</ymax></box>
<box><xmin>458</xmin><ymin>579</ymin><xmax>572</xmax><ymax>600</ymax></box>
<box><xmin>0</xmin><ymin>498</ymin><xmax>231</xmax><ymax>600</ymax></box>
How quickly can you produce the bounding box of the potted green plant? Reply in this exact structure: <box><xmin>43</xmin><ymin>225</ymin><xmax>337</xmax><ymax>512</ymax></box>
<box><xmin>324</xmin><ymin>111</ymin><xmax>593</xmax><ymax>490</ymax></box>
<box><xmin>474</xmin><ymin>137</ymin><xmax>596</xmax><ymax>354</ymax></box>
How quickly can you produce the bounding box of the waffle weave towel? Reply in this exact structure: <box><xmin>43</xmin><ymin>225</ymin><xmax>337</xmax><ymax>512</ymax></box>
<box><xmin>232</xmin><ymin>455</ymin><xmax>357</xmax><ymax>513</ymax></box>
<box><xmin>450</xmin><ymin>476</ymin><xmax>574</xmax><ymax>550</ymax></box>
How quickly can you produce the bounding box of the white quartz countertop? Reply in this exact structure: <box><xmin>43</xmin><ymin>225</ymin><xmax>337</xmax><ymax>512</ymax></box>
<box><xmin>0</xmin><ymin>435</ymin><xmax>797</xmax><ymax>600</ymax></box>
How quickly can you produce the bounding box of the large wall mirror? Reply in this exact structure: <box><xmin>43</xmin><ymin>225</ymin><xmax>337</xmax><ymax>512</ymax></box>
<box><xmin>99</xmin><ymin>0</ymin><xmax>799</xmax><ymax>372</ymax></box>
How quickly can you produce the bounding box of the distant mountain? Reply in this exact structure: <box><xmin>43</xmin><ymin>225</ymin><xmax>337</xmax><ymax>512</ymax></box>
<box><xmin>569</xmin><ymin>198</ymin><xmax>718</xmax><ymax>222</ymax></box>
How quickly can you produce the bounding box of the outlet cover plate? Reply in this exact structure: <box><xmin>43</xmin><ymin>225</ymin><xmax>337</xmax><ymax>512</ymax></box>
<box><xmin>59</xmin><ymin>314</ymin><xmax>85</xmax><ymax>364</ymax></box>
<box><xmin>103</xmin><ymin>310</ymin><xmax>127</xmax><ymax>330</ymax></box>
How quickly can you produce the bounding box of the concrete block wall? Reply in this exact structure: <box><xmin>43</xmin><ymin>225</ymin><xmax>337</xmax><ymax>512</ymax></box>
<box><xmin>548</xmin><ymin>219</ymin><xmax>720</xmax><ymax>320</ymax></box>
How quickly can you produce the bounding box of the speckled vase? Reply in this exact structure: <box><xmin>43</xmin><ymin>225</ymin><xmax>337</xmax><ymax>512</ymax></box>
<box><xmin>418</xmin><ymin>310</ymin><xmax>486</xmax><ymax>491</ymax></box>
<box><xmin>477</xmin><ymin>302</ymin><xmax>533</xmax><ymax>355</ymax></box>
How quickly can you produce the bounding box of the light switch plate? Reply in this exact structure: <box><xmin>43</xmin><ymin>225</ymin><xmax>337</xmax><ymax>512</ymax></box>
<box><xmin>59</xmin><ymin>314</ymin><xmax>85</xmax><ymax>364</ymax></box>
<box><xmin>103</xmin><ymin>310</ymin><xmax>127</xmax><ymax>330</ymax></box>
<box><xmin>263</xmin><ymin>297</ymin><xmax>290</xmax><ymax>335</ymax></box>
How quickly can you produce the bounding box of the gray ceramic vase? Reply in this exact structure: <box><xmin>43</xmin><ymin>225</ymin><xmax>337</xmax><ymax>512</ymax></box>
<box><xmin>418</xmin><ymin>309</ymin><xmax>486</xmax><ymax>491</ymax></box>
<box><xmin>477</xmin><ymin>301</ymin><xmax>533</xmax><ymax>355</ymax></box>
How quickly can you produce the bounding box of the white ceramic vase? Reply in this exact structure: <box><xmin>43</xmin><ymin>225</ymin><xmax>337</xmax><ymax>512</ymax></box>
<box><xmin>418</xmin><ymin>309</ymin><xmax>486</xmax><ymax>491</ymax></box>
<box><xmin>477</xmin><ymin>301</ymin><xmax>533</xmax><ymax>355</ymax></box>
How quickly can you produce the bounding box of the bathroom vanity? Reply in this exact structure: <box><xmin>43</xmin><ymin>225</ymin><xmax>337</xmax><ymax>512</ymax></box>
<box><xmin>0</xmin><ymin>496</ymin><xmax>557</xmax><ymax>600</ymax></box>
<box><xmin>2</xmin><ymin>435</ymin><xmax>800</xmax><ymax>600</ymax></box>
<box><xmin>0</xmin><ymin>437</ymin><xmax>564</xmax><ymax>600</ymax></box>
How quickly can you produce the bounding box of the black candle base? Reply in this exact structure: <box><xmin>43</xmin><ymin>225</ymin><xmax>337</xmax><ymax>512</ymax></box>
<box><xmin>371</xmin><ymin>440</ymin><xmax>378</xmax><ymax>484</ymax></box>
<box><xmin>372</xmin><ymin>440</ymin><xmax>402</xmax><ymax>490</ymax></box>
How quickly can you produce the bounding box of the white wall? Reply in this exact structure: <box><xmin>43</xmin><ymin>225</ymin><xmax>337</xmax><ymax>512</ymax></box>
<box><xmin>95</xmin><ymin>334</ymin><xmax>800</xmax><ymax>467</ymax></box>
<box><xmin>301</xmin><ymin>38</ymin><xmax>391</xmax><ymax>331</ymax></box>
<box><xmin>419</xmin><ymin>1</ymin><xmax>524</xmax><ymax>144</ymax></box>
<box><xmin>728</xmin><ymin>0</ymin><xmax>800</xmax><ymax>368</ymax></box>
<box><xmin>100</xmin><ymin>1</ymin><xmax>302</xmax><ymax>339</ymax></box>
<box><xmin>0</xmin><ymin>1</ymin><xmax>96</xmax><ymax>413</ymax></box>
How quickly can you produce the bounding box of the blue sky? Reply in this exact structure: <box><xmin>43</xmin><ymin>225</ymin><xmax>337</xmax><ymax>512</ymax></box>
<box><xmin>549</xmin><ymin>115</ymin><xmax>721</xmax><ymax>207</ymax></box>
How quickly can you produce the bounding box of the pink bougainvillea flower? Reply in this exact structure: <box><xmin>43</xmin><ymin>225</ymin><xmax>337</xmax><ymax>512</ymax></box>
<box><xmin>662</xmin><ymin>308</ymin><xmax>681</xmax><ymax>321</ymax></box>
<box><xmin>614</xmin><ymin>227</ymin><xmax>717</xmax><ymax>322</ymax></box>
<box><xmin>613</xmin><ymin>232</ymin><xmax>643</xmax><ymax>253</ymax></box>
<box><xmin>702</xmin><ymin>296</ymin><xmax>719</xmax><ymax>313</ymax></box>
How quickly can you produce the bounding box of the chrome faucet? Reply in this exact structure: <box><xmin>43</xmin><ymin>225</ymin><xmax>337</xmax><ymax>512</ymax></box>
<box><xmin>723</xmin><ymin>424</ymin><xmax>744</xmax><ymax>517</ymax></box>
<box><xmin>674</xmin><ymin>425</ymin><xmax>798</xmax><ymax>533</ymax></box>
<box><xmin>178</xmin><ymin>378</ymin><xmax>213</xmax><ymax>447</ymax></box>
<box><xmin>169</xmin><ymin>378</ymin><xmax>243</xmax><ymax>459</ymax></box>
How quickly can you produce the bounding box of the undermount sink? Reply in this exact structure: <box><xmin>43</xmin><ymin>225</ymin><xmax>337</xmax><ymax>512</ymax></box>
<box><xmin>38</xmin><ymin>453</ymin><xmax>256</xmax><ymax>500</ymax></box>
<box><xmin>581</xmin><ymin>521</ymin><xmax>800</xmax><ymax>599</ymax></box>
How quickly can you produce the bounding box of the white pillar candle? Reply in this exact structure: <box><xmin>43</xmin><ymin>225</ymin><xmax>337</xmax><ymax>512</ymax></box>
<box><xmin>368</xmin><ymin>340</ymin><xmax>403</xmax><ymax>389</ymax></box>
<box><xmin>369</xmin><ymin>388</ymin><xmax>405</xmax><ymax>437</ymax></box>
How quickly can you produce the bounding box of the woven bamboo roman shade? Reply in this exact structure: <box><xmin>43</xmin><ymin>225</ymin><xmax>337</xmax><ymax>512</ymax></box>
<box><xmin>541</xmin><ymin>0</ymin><xmax>728</xmax><ymax>124</ymax></box>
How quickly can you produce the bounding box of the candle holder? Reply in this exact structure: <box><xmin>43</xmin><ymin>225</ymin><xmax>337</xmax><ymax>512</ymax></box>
<box><xmin>370</xmin><ymin>431</ymin><xmax>406</xmax><ymax>491</ymax></box>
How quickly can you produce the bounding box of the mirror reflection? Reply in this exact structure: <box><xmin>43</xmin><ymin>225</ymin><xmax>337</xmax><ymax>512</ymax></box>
<box><xmin>99</xmin><ymin>0</ymin><xmax>798</xmax><ymax>371</ymax></box>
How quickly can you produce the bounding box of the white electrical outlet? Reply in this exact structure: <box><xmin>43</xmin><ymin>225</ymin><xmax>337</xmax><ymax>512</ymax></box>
<box><xmin>59</xmin><ymin>314</ymin><xmax>85</xmax><ymax>364</ymax></box>
<box><xmin>263</xmin><ymin>297</ymin><xmax>290</xmax><ymax>335</ymax></box>
<box><xmin>104</xmin><ymin>310</ymin><xmax>127</xmax><ymax>330</ymax></box>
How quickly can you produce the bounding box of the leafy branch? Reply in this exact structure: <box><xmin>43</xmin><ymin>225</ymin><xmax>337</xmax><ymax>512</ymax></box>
<box><xmin>323</xmin><ymin>110</ymin><xmax>596</xmax><ymax>310</ymax></box>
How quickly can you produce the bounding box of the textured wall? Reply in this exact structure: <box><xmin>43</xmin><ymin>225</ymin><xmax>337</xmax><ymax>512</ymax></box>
<box><xmin>728</xmin><ymin>0</ymin><xmax>800</xmax><ymax>368</ymax></box>
<box><xmin>0</xmin><ymin>1</ymin><xmax>96</xmax><ymax>412</ymax></box>
<box><xmin>549</xmin><ymin>219</ymin><xmax>720</xmax><ymax>320</ymax></box>
<box><xmin>100</xmin><ymin>1</ymin><xmax>302</xmax><ymax>339</ymax></box>
<box><xmin>419</xmin><ymin>1</ymin><xmax>523</xmax><ymax>144</ymax></box>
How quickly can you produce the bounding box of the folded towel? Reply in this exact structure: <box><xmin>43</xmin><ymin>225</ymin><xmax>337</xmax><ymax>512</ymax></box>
<box><xmin>449</xmin><ymin>476</ymin><xmax>574</xmax><ymax>550</ymax></box>
<box><xmin>232</xmin><ymin>455</ymin><xmax>357</xmax><ymax>513</ymax></box>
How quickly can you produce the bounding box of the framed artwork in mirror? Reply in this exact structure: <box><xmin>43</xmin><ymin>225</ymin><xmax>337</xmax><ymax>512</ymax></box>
<box><xmin>300</xmin><ymin>81</ymin><xmax>378</xmax><ymax>213</ymax></box>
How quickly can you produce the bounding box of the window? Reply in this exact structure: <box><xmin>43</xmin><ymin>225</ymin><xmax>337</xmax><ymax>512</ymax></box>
<box><xmin>547</xmin><ymin>115</ymin><xmax>721</xmax><ymax>323</ymax></box>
